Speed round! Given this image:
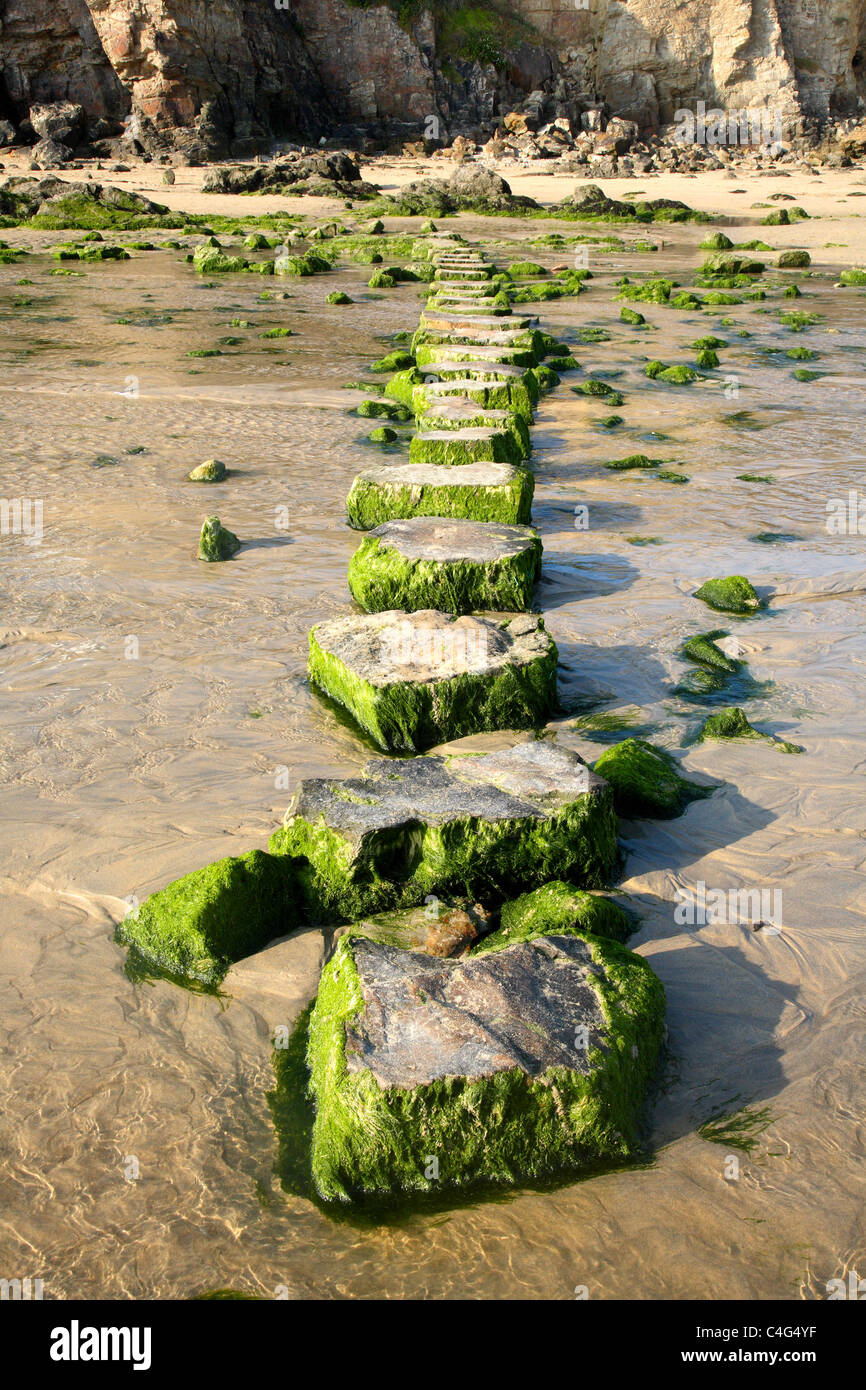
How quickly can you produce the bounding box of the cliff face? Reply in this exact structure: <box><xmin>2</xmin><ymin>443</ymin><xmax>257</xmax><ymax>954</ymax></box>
<box><xmin>0</xmin><ymin>0</ymin><xmax>864</xmax><ymax>152</ymax></box>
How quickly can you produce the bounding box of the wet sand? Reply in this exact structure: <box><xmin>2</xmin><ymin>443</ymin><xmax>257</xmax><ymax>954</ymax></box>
<box><xmin>1</xmin><ymin>169</ymin><xmax>865</xmax><ymax>1299</ymax></box>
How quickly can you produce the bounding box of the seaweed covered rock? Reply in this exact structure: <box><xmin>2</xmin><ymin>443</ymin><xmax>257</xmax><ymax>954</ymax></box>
<box><xmin>778</xmin><ymin>250</ymin><xmax>811</xmax><ymax>269</ymax></box>
<box><xmin>478</xmin><ymin>881</ymin><xmax>633</xmax><ymax>950</ymax></box>
<box><xmin>306</xmin><ymin>927</ymin><xmax>665</xmax><ymax>1200</ymax></box>
<box><xmin>269</xmin><ymin>739</ymin><xmax>617</xmax><ymax>922</ymax></box>
<box><xmin>307</xmin><ymin>609</ymin><xmax>557</xmax><ymax>752</ymax></box>
<box><xmin>346</xmin><ymin>462</ymin><xmax>534</xmax><ymax>530</ymax></box>
<box><xmin>188</xmin><ymin>459</ymin><xmax>227</xmax><ymax>483</ymax></box>
<box><xmin>694</xmin><ymin>575</ymin><xmax>760</xmax><ymax>614</ymax></box>
<box><xmin>593</xmin><ymin>738</ymin><xmax>714</xmax><ymax>819</ymax></box>
<box><xmin>409</xmin><ymin>427</ymin><xmax>524</xmax><ymax>467</ymax></box>
<box><xmin>347</xmin><ymin>517</ymin><xmax>542</xmax><ymax>615</ymax></box>
<box><xmin>114</xmin><ymin>849</ymin><xmax>299</xmax><ymax>986</ymax></box>
<box><xmin>198</xmin><ymin>515</ymin><xmax>240</xmax><ymax>561</ymax></box>
<box><xmin>696</xmin><ymin>706</ymin><xmax>801</xmax><ymax>753</ymax></box>
<box><xmin>336</xmin><ymin>900</ymin><xmax>488</xmax><ymax>958</ymax></box>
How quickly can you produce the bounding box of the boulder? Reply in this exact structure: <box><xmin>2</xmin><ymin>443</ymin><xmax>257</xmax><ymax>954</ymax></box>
<box><xmin>306</xmin><ymin>927</ymin><xmax>664</xmax><ymax>1200</ymax></box>
<box><xmin>307</xmin><ymin>608</ymin><xmax>557</xmax><ymax>752</ymax></box>
<box><xmin>29</xmin><ymin>138</ymin><xmax>73</xmax><ymax>169</ymax></box>
<box><xmin>198</xmin><ymin>515</ymin><xmax>240</xmax><ymax>561</ymax></box>
<box><xmin>593</xmin><ymin>738</ymin><xmax>715</xmax><ymax>819</ymax></box>
<box><xmin>345</xmin><ymin>461</ymin><xmax>534</xmax><ymax>530</ymax></box>
<box><xmin>347</xmin><ymin>516</ymin><xmax>542</xmax><ymax>614</ymax></box>
<box><xmin>486</xmin><ymin>880</ymin><xmax>633</xmax><ymax>948</ymax></box>
<box><xmin>269</xmin><ymin>738</ymin><xmax>617</xmax><ymax>922</ymax></box>
<box><xmin>694</xmin><ymin>575</ymin><xmax>760</xmax><ymax>614</ymax></box>
<box><xmin>28</xmin><ymin>102</ymin><xmax>85</xmax><ymax>145</ymax></box>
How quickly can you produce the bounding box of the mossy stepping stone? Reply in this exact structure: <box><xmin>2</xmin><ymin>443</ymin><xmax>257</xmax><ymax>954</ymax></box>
<box><xmin>434</xmin><ymin>267</ymin><xmax>492</xmax><ymax>280</ymax></box>
<box><xmin>415</xmin><ymin>343</ymin><xmax>536</xmax><ymax>368</ymax></box>
<box><xmin>422</xmin><ymin>314</ymin><xmax>532</xmax><ymax>335</ymax></box>
<box><xmin>415</xmin><ymin>401</ymin><xmax>531</xmax><ymax>455</ymax></box>
<box><xmin>306</xmin><ymin>927</ymin><xmax>664</xmax><ymax>1200</ymax></box>
<box><xmin>269</xmin><ymin>738</ymin><xmax>617</xmax><ymax>922</ymax></box>
<box><xmin>592</xmin><ymin>738</ymin><xmax>715</xmax><ymax>818</ymax></box>
<box><xmin>694</xmin><ymin>575</ymin><xmax>760</xmax><ymax>614</ymax></box>
<box><xmin>307</xmin><ymin>609</ymin><xmax>557</xmax><ymax>752</ymax></box>
<box><xmin>346</xmin><ymin>462</ymin><xmax>534</xmax><ymax>529</ymax></box>
<box><xmin>413</xmin><ymin>379</ymin><xmax>535</xmax><ymax>423</ymax></box>
<box><xmin>347</xmin><ymin>516</ymin><xmax>542</xmax><ymax>614</ymax></box>
<box><xmin>115</xmin><ymin>848</ymin><xmax>299</xmax><ymax>987</ymax></box>
<box><xmin>198</xmin><ymin>515</ymin><xmax>240</xmax><ymax>561</ymax></box>
<box><xmin>479</xmin><ymin>880</ymin><xmax>633</xmax><ymax>948</ymax></box>
<box><xmin>409</xmin><ymin>427</ymin><xmax>523</xmax><ymax>466</ymax></box>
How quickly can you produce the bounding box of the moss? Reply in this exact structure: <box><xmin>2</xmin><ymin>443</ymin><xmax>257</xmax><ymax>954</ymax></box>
<box><xmin>408</xmin><ymin>429</ymin><xmax>522</xmax><ymax>467</ymax></box>
<box><xmin>198</xmin><ymin>515</ymin><xmax>240</xmax><ymax>561</ymax></box>
<box><xmin>599</xmin><ymin>414</ymin><xmax>624</xmax><ymax>429</ymax></box>
<box><xmin>476</xmin><ymin>881</ymin><xmax>633</xmax><ymax>950</ymax></box>
<box><xmin>786</xmin><ymin>346</ymin><xmax>817</xmax><ymax>360</ymax></box>
<box><xmin>694</xmin><ymin>575</ymin><xmax>760</xmax><ymax>614</ymax></box>
<box><xmin>114</xmin><ymin>849</ymin><xmax>299</xmax><ymax>987</ymax></box>
<box><xmin>617</xmin><ymin>278</ymin><xmax>674</xmax><ymax>304</ymax></box>
<box><xmin>736</xmin><ymin>473</ymin><xmax>774</xmax><ymax>484</ymax></box>
<box><xmin>371</xmin><ymin>349</ymin><xmax>415</xmax><ymax>373</ymax></box>
<box><xmin>188</xmin><ymin>459</ymin><xmax>227</xmax><ymax>483</ymax></box>
<box><xmin>326</xmin><ymin>290</ymin><xmax>353</xmax><ymax>305</ymax></box>
<box><xmin>778</xmin><ymin>250</ymin><xmax>811</xmax><ymax>269</ymax></box>
<box><xmin>573</xmin><ymin>378</ymin><xmax>619</xmax><ymax>398</ymax></box>
<box><xmin>192</xmin><ymin>247</ymin><xmax>247</xmax><ymax>274</ymax></box>
<box><xmin>307</xmin><ymin>622</ymin><xmax>558</xmax><ymax>753</ymax></box>
<box><xmin>593</xmin><ymin>738</ymin><xmax>714</xmax><ymax>819</ymax></box>
<box><xmin>368</xmin><ymin>426</ymin><xmax>398</xmax><ymax>442</ymax></box>
<box><xmin>702</xmin><ymin>292</ymin><xmax>742</xmax><ymax>305</ymax></box>
<box><xmin>696</xmin><ymin>705</ymin><xmax>800</xmax><ymax>753</ymax></box>
<box><xmin>531</xmin><ymin>364</ymin><xmax>560</xmax><ymax>393</ymax></box>
<box><xmin>793</xmin><ymin>368</ymin><xmax>821</xmax><ymax>382</ymax></box>
<box><xmin>347</xmin><ymin>529</ymin><xmax>542</xmax><ymax>615</ymax></box>
<box><xmin>383</xmin><ymin>367</ymin><xmax>424</xmax><ymax>408</ymax></box>
<box><xmin>700</xmin><ymin>232</ymin><xmax>733</xmax><ymax>251</ymax></box>
<box><xmin>761</xmin><ymin>209</ymin><xmax>789</xmax><ymax>225</ymax></box>
<box><xmin>416</xmin><ymin>410</ymin><xmax>530</xmax><ymax>457</ymax></box>
<box><xmin>644</xmin><ymin>360</ymin><xmax>665</xmax><ymax>379</ymax></box>
<box><xmin>305</xmin><ymin>929</ymin><xmax>665</xmax><ymax>1201</ymax></box>
<box><xmin>839</xmin><ymin>268</ymin><xmax>866</xmax><ymax>287</ymax></box>
<box><xmin>413</xmin><ymin>380</ymin><xmax>534</xmax><ymax>424</ymax></box>
<box><xmin>260</xmin><ymin>326</ymin><xmax>293</xmax><ymax>338</ymax></box>
<box><xmin>346</xmin><ymin>465</ymin><xmax>534</xmax><ymax>529</ymax></box>
<box><xmin>670</xmin><ymin>292</ymin><xmax>703</xmax><ymax>310</ymax></box>
<box><xmin>357</xmin><ymin>398</ymin><xmax>409</xmax><ymax>420</ymax></box>
<box><xmin>682</xmin><ymin>631</ymin><xmax>740</xmax><ymax>672</ymax></box>
<box><xmin>657</xmin><ymin>470</ymin><xmax>689</xmax><ymax>484</ymax></box>
<box><xmin>620</xmin><ymin>306</ymin><xmax>646</xmax><ymax>325</ymax></box>
<box><xmin>779</xmin><ymin>311</ymin><xmax>820</xmax><ymax>332</ymax></box>
<box><xmin>657</xmin><ymin>364</ymin><xmax>698</xmax><ymax>384</ymax></box>
<box><xmin>696</xmin><ymin>348</ymin><xmax>719</xmax><ymax>368</ymax></box>
<box><xmin>604</xmin><ymin>454</ymin><xmax>659</xmax><ymax>471</ymax></box>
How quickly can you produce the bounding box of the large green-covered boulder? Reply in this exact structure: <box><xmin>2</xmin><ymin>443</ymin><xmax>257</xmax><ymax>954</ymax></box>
<box><xmin>307</xmin><ymin>609</ymin><xmax>557</xmax><ymax>752</ymax></box>
<box><xmin>306</xmin><ymin>926</ymin><xmax>665</xmax><ymax>1200</ymax></box>
<box><xmin>269</xmin><ymin>739</ymin><xmax>617</xmax><ymax>923</ymax></box>
<box><xmin>346</xmin><ymin>462</ymin><xmax>534</xmax><ymax>529</ymax></box>
<box><xmin>114</xmin><ymin>849</ymin><xmax>299</xmax><ymax>986</ymax></box>
<box><xmin>593</xmin><ymin>738</ymin><xmax>714</xmax><ymax>819</ymax></box>
<box><xmin>347</xmin><ymin>517</ymin><xmax>542</xmax><ymax>614</ymax></box>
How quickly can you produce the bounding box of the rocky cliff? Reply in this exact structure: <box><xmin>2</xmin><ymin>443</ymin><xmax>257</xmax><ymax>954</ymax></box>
<box><xmin>1</xmin><ymin>0</ymin><xmax>864</xmax><ymax>156</ymax></box>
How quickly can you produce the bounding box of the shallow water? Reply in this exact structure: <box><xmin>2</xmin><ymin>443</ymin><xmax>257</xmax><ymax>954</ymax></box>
<box><xmin>1</xmin><ymin>216</ymin><xmax>865</xmax><ymax>1299</ymax></box>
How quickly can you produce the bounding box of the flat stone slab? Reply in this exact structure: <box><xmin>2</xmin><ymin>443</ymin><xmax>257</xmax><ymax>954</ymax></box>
<box><xmin>347</xmin><ymin>515</ymin><xmax>542</xmax><ymax>614</ymax></box>
<box><xmin>306</xmin><ymin>927</ymin><xmax>665</xmax><ymax>1199</ymax></box>
<box><xmin>346</xmin><ymin>461</ymin><xmax>534</xmax><ymax>529</ymax></box>
<box><xmin>419</xmin><ymin>360</ymin><xmax>532</xmax><ymax>381</ymax></box>
<box><xmin>414</xmin><ymin>402</ymin><xmax>531</xmax><ymax>455</ymax></box>
<box><xmin>269</xmin><ymin>737</ymin><xmax>617</xmax><ymax>923</ymax></box>
<box><xmin>422</xmin><ymin>313</ymin><xmax>534</xmax><ymax>333</ymax></box>
<box><xmin>409</xmin><ymin>426</ymin><xmax>525</xmax><ymax>465</ymax></box>
<box><xmin>412</xmin><ymin>378</ymin><xmax>536</xmax><ymax>423</ymax></box>
<box><xmin>307</xmin><ymin>609</ymin><xmax>556</xmax><ymax>752</ymax></box>
<box><xmin>416</xmin><ymin>343</ymin><xmax>536</xmax><ymax>367</ymax></box>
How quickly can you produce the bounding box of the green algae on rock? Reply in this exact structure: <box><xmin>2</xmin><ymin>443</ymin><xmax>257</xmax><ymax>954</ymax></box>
<box><xmin>269</xmin><ymin>739</ymin><xmax>617</xmax><ymax>923</ymax></box>
<box><xmin>346</xmin><ymin>462</ymin><xmax>534</xmax><ymax>530</ymax></box>
<box><xmin>593</xmin><ymin>738</ymin><xmax>714</xmax><ymax>819</ymax></box>
<box><xmin>681</xmin><ymin>631</ymin><xmax>741</xmax><ymax>672</ymax></box>
<box><xmin>336</xmin><ymin>901</ymin><xmax>487</xmax><ymax>958</ymax></box>
<box><xmin>604</xmin><ymin>453</ymin><xmax>660</xmax><ymax>471</ymax></box>
<box><xmin>696</xmin><ymin>705</ymin><xmax>802</xmax><ymax>753</ymax></box>
<box><xmin>188</xmin><ymin>459</ymin><xmax>227</xmax><ymax>483</ymax></box>
<box><xmin>478</xmin><ymin>881</ymin><xmax>633</xmax><ymax>950</ymax></box>
<box><xmin>115</xmin><ymin>849</ymin><xmax>299</xmax><ymax>987</ymax></box>
<box><xmin>694</xmin><ymin>575</ymin><xmax>760</xmax><ymax>614</ymax></box>
<box><xmin>305</xmin><ymin>927</ymin><xmax>665</xmax><ymax>1201</ymax></box>
<box><xmin>198</xmin><ymin>515</ymin><xmax>240</xmax><ymax>561</ymax></box>
<box><xmin>409</xmin><ymin>427</ymin><xmax>523</xmax><ymax>467</ymax></box>
<box><xmin>307</xmin><ymin>609</ymin><xmax>557</xmax><ymax>753</ymax></box>
<box><xmin>347</xmin><ymin>517</ymin><xmax>542</xmax><ymax>615</ymax></box>
<box><xmin>368</xmin><ymin>426</ymin><xmax>398</xmax><ymax>443</ymax></box>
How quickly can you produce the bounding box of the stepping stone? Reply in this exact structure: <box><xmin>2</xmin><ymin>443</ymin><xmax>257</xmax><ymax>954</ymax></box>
<box><xmin>346</xmin><ymin>461</ymin><xmax>534</xmax><ymax>529</ymax></box>
<box><xmin>415</xmin><ymin>342</ymin><xmax>536</xmax><ymax>367</ymax></box>
<box><xmin>306</xmin><ymin>926</ymin><xmax>664</xmax><ymax>1200</ymax></box>
<box><xmin>412</xmin><ymin>378</ymin><xmax>536</xmax><ymax>423</ymax></box>
<box><xmin>434</xmin><ymin>267</ymin><xmax>492</xmax><ymax>280</ymax></box>
<box><xmin>432</xmin><ymin>281</ymin><xmax>496</xmax><ymax>296</ymax></box>
<box><xmin>414</xmin><ymin>399</ymin><xmax>531</xmax><ymax>455</ymax></box>
<box><xmin>269</xmin><ymin>737</ymin><xmax>617</xmax><ymax>920</ymax></box>
<box><xmin>306</xmin><ymin>609</ymin><xmax>558</xmax><ymax>752</ymax></box>
<box><xmin>347</xmin><ymin>516</ymin><xmax>542</xmax><ymax>614</ymax></box>
<box><xmin>427</xmin><ymin>298</ymin><xmax>511</xmax><ymax>316</ymax></box>
<box><xmin>409</xmin><ymin>426</ymin><xmax>524</xmax><ymax>466</ymax></box>
<box><xmin>422</xmin><ymin>313</ymin><xmax>534</xmax><ymax>334</ymax></box>
<box><xmin>418</xmin><ymin>359</ymin><xmax>533</xmax><ymax>383</ymax></box>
